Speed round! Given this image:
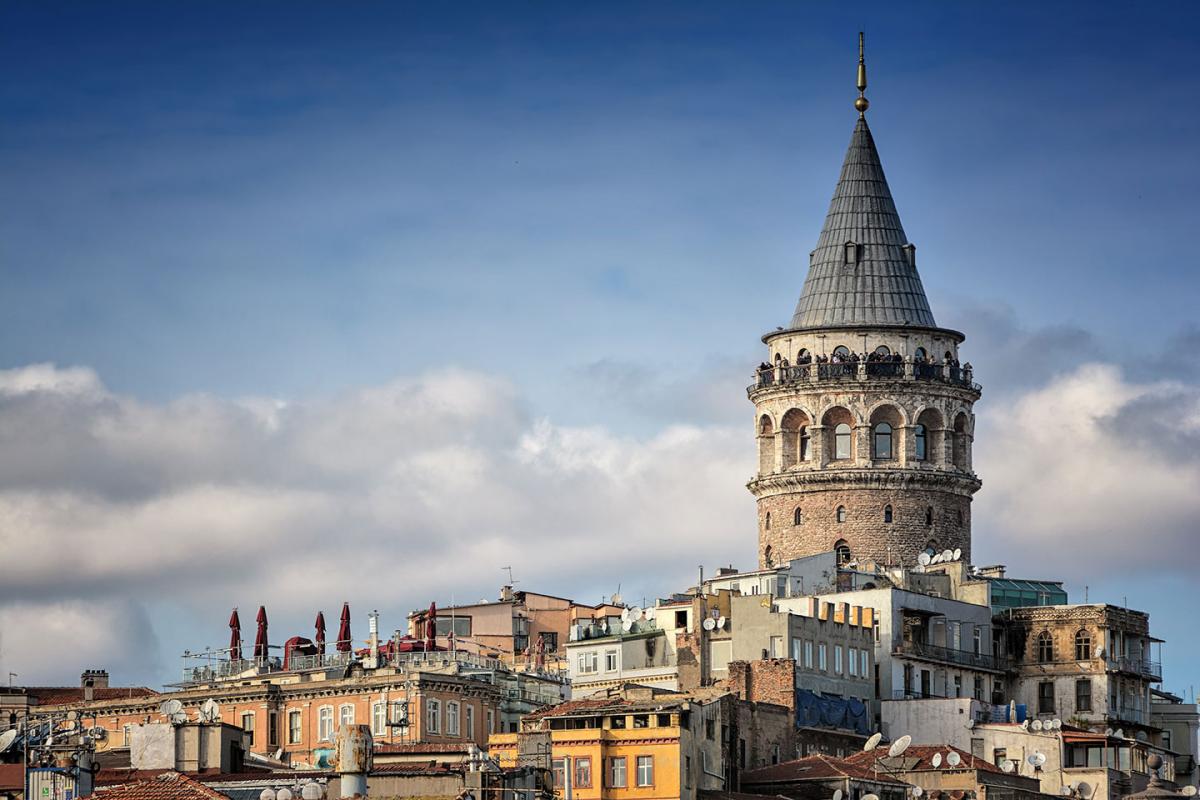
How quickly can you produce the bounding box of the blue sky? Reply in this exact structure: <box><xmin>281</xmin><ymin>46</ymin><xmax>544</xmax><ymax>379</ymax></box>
<box><xmin>0</xmin><ymin>2</ymin><xmax>1198</xmax><ymax>694</ymax></box>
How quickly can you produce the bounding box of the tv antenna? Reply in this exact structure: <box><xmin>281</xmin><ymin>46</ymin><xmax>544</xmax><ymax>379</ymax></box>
<box><xmin>501</xmin><ymin>566</ymin><xmax>518</xmax><ymax>585</ymax></box>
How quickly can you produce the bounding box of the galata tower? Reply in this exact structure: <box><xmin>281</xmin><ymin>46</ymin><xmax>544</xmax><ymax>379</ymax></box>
<box><xmin>748</xmin><ymin>36</ymin><xmax>981</xmax><ymax>570</ymax></box>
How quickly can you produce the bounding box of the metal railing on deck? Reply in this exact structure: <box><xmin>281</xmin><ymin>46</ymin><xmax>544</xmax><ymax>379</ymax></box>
<box><xmin>749</xmin><ymin>360</ymin><xmax>977</xmax><ymax>394</ymax></box>
<box><xmin>893</xmin><ymin>639</ymin><xmax>1007</xmax><ymax>672</ymax></box>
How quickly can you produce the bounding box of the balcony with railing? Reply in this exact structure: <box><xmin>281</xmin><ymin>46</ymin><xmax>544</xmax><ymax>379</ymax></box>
<box><xmin>749</xmin><ymin>359</ymin><xmax>978</xmax><ymax>394</ymax></box>
<box><xmin>1107</xmin><ymin>656</ymin><xmax>1162</xmax><ymax>681</ymax></box>
<box><xmin>893</xmin><ymin>639</ymin><xmax>1007</xmax><ymax>673</ymax></box>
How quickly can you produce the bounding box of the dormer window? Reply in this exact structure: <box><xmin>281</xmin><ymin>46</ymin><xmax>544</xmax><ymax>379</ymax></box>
<box><xmin>844</xmin><ymin>241</ymin><xmax>860</xmax><ymax>266</ymax></box>
<box><xmin>903</xmin><ymin>243</ymin><xmax>916</xmax><ymax>267</ymax></box>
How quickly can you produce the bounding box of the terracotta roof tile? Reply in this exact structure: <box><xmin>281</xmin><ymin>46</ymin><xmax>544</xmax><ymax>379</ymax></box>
<box><xmin>844</xmin><ymin>744</ymin><xmax>1003</xmax><ymax>774</ymax></box>
<box><xmin>741</xmin><ymin>754</ymin><xmax>908</xmax><ymax>786</ymax></box>
<box><xmin>26</xmin><ymin>686</ymin><xmax>159</xmax><ymax>706</ymax></box>
<box><xmin>95</xmin><ymin>771</ymin><xmax>231</xmax><ymax>800</ymax></box>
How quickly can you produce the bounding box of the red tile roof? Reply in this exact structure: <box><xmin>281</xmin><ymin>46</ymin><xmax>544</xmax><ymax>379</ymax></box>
<box><xmin>741</xmin><ymin>754</ymin><xmax>909</xmax><ymax>786</ymax></box>
<box><xmin>845</xmin><ymin>745</ymin><xmax>1004</xmax><ymax>774</ymax></box>
<box><xmin>25</xmin><ymin>686</ymin><xmax>159</xmax><ymax>706</ymax></box>
<box><xmin>372</xmin><ymin>742</ymin><xmax>473</xmax><ymax>755</ymax></box>
<box><xmin>95</xmin><ymin>771</ymin><xmax>231</xmax><ymax>800</ymax></box>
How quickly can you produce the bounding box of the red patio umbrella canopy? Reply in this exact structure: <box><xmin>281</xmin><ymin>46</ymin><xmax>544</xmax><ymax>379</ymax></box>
<box><xmin>336</xmin><ymin>602</ymin><xmax>352</xmax><ymax>653</ymax></box>
<box><xmin>228</xmin><ymin>608</ymin><xmax>242</xmax><ymax>661</ymax></box>
<box><xmin>425</xmin><ymin>602</ymin><xmax>437</xmax><ymax>650</ymax></box>
<box><xmin>254</xmin><ymin>606</ymin><xmax>269</xmax><ymax>661</ymax></box>
<box><xmin>315</xmin><ymin>611</ymin><xmax>326</xmax><ymax>655</ymax></box>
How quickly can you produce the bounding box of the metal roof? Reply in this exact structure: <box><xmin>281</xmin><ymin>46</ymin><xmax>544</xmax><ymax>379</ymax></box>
<box><xmin>790</xmin><ymin>115</ymin><xmax>937</xmax><ymax>330</ymax></box>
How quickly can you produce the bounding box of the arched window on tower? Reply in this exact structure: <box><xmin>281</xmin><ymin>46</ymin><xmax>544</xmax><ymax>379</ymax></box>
<box><xmin>765</xmin><ymin>511</ymin><xmax>771</xmax><ymax>530</ymax></box>
<box><xmin>835</xmin><ymin>423</ymin><xmax>852</xmax><ymax>460</ymax></box>
<box><xmin>925</xmin><ymin>507</ymin><xmax>934</xmax><ymax>526</ymax></box>
<box><xmin>1037</xmin><ymin>631</ymin><xmax>1054</xmax><ymax>663</ymax></box>
<box><xmin>1074</xmin><ymin>630</ymin><xmax>1092</xmax><ymax>661</ymax></box>
<box><xmin>834</xmin><ymin>539</ymin><xmax>851</xmax><ymax>564</ymax></box>
<box><xmin>836</xmin><ymin>506</ymin><xmax>847</xmax><ymax>524</ymax></box>
<box><xmin>884</xmin><ymin>505</ymin><xmax>893</xmax><ymax>523</ymax></box>
<box><xmin>764</xmin><ymin>545</ymin><xmax>774</xmax><ymax>568</ymax></box>
<box><xmin>874</xmin><ymin>345</ymin><xmax>891</xmax><ymax>357</ymax></box>
<box><xmin>833</xmin><ymin>345</ymin><xmax>851</xmax><ymax>360</ymax></box>
<box><xmin>873</xmin><ymin>422</ymin><xmax>893</xmax><ymax>460</ymax></box>
<box><xmin>800</xmin><ymin>426</ymin><xmax>812</xmax><ymax>461</ymax></box>
<box><xmin>924</xmin><ymin>542</ymin><xmax>938</xmax><ymax>558</ymax></box>
<box><xmin>793</xmin><ymin>507</ymin><xmax>803</xmax><ymax>526</ymax></box>
<box><xmin>957</xmin><ymin>509</ymin><xmax>964</xmax><ymax>527</ymax></box>
<box><xmin>914</xmin><ymin>424</ymin><xmax>927</xmax><ymax>461</ymax></box>
<box><xmin>914</xmin><ymin>347</ymin><xmax>927</xmax><ymax>362</ymax></box>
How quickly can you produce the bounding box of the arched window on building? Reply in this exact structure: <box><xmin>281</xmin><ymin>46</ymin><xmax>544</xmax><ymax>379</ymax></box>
<box><xmin>884</xmin><ymin>505</ymin><xmax>893</xmax><ymax>523</ymax></box>
<box><xmin>957</xmin><ymin>509</ymin><xmax>964</xmax><ymax>527</ymax></box>
<box><xmin>835</xmin><ymin>423</ymin><xmax>852</xmax><ymax>460</ymax></box>
<box><xmin>874</xmin><ymin>345</ymin><xmax>891</xmax><ymax>357</ymax></box>
<box><xmin>925</xmin><ymin>507</ymin><xmax>934</xmax><ymax>526</ymax></box>
<box><xmin>833</xmin><ymin>345</ymin><xmax>851</xmax><ymax>359</ymax></box>
<box><xmin>793</xmin><ymin>507</ymin><xmax>803</xmax><ymax>526</ymax></box>
<box><xmin>765</xmin><ymin>512</ymin><xmax>771</xmax><ymax>530</ymax></box>
<box><xmin>914</xmin><ymin>347</ymin><xmax>927</xmax><ymax>362</ymax></box>
<box><xmin>834</xmin><ymin>539</ymin><xmax>851</xmax><ymax>564</ymax></box>
<box><xmin>800</xmin><ymin>426</ymin><xmax>812</xmax><ymax>461</ymax></box>
<box><xmin>764</xmin><ymin>545</ymin><xmax>774</xmax><ymax>568</ymax></box>
<box><xmin>836</xmin><ymin>506</ymin><xmax>847</xmax><ymax>524</ymax></box>
<box><xmin>1037</xmin><ymin>631</ymin><xmax>1054</xmax><ymax>663</ymax></box>
<box><xmin>873</xmin><ymin>422</ymin><xmax>893</xmax><ymax>460</ymax></box>
<box><xmin>1075</xmin><ymin>630</ymin><xmax>1092</xmax><ymax>661</ymax></box>
<box><xmin>914</xmin><ymin>424</ymin><xmax>927</xmax><ymax>461</ymax></box>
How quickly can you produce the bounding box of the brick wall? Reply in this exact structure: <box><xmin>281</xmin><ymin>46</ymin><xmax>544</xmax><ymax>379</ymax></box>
<box><xmin>723</xmin><ymin>659</ymin><xmax>796</xmax><ymax>711</ymax></box>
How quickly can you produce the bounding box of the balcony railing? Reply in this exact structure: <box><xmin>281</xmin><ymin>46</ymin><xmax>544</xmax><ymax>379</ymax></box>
<box><xmin>893</xmin><ymin>639</ymin><xmax>1007</xmax><ymax>672</ymax></box>
<box><xmin>749</xmin><ymin>360</ymin><xmax>977</xmax><ymax>394</ymax></box>
<box><xmin>1108</xmin><ymin>656</ymin><xmax>1162</xmax><ymax>681</ymax></box>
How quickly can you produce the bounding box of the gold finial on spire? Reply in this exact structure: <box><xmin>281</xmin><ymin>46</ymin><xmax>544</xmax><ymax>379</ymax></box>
<box><xmin>854</xmin><ymin>31</ymin><xmax>869</xmax><ymax>116</ymax></box>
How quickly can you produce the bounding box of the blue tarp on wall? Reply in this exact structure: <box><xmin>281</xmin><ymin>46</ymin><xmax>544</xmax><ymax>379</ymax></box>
<box><xmin>796</xmin><ymin>688</ymin><xmax>872</xmax><ymax>734</ymax></box>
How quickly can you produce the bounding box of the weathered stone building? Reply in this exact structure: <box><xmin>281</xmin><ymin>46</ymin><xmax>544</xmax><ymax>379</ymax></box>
<box><xmin>747</xmin><ymin>57</ymin><xmax>981</xmax><ymax>570</ymax></box>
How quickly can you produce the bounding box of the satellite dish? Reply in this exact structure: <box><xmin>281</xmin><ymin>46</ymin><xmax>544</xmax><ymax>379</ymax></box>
<box><xmin>703</xmin><ymin>618</ymin><xmax>717</xmax><ymax>631</ymax></box>
<box><xmin>834</xmin><ymin>790</ymin><xmax>844</xmax><ymax>800</ymax></box>
<box><xmin>864</xmin><ymin>733</ymin><xmax>883</xmax><ymax>751</ymax></box>
<box><xmin>629</xmin><ymin>606</ymin><xmax>642</xmax><ymax>620</ymax></box>
<box><xmin>277</xmin><ymin>789</ymin><xmax>294</xmax><ymax>800</ymax></box>
<box><xmin>260</xmin><ymin>791</ymin><xmax>277</xmax><ymax>800</ymax></box>
<box><xmin>930</xmin><ymin>553</ymin><xmax>943</xmax><ymax>564</ymax></box>
<box><xmin>1000</xmin><ymin>760</ymin><xmax>1015</xmax><ymax>774</ymax></box>
<box><xmin>932</xmin><ymin>753</ymin><xmax>943</xmax><ymax>768</ymax></box>
<box><xmin>1077</xmin><ymin>782</ymin><xmax>1094</xmax><ymax>799</ymax></box>
<box><xmin>1031</xmin><ymin>719</ymin><xmax>1043</xmax><ymax>731</ymax></box>
<box><xmin>952</xmin><ymin>548</ymin><xmax>962</xmax><ymax>561</ymax></box>
<box><xmin>1052</xmin><ymin>719</ymin><xmax>1063</xmax><ymax>730</ymax></box>
<box><xmin>300</xmin><ymin>784</ymin><xmax>324</xmax><ymax>800</ymax></box>
<box><xmin>1104</xmin><ymin>728</ymin><xmax>1114</xmax><ymax>737</ymax></box>
<box><xmin>1021</xmin><ymin>720</ymin><xmax>1030</xmax><ymax>730</ymax></box>
<box><xmin>161</xmin><ymin>699</ymin><xmax>184</xmax><ymax>717</ymax></box>
<box><xmin>90</xmin><ymin>727</ymin><xmax>108</xmax><ymax>741</ymax></box>
<box><xmin>0</xmin><ymin>730</ymin><xmax>17</xmax><ymax>753</ymax></box>
<box><xmin>863</xmin><ymin>794</ymin><xmax>880</xmax><ymax>800</ymax></box>
<box><xmin>1032</xmin><ymin>752</ymin><xmax>1047</xmax><ymax>768</ymax></box>
<box><xmin>621</xmin><ymin>620</ymin><xmax>633</xmax><ymax>633</ymax></box>
<box><xmin>889</xmin><ymin>735</ymin><xmax>912</xmax><ymax>758</ymax></box>
<box><xmin>1180</xmin><ymin>787</ymin><xmax>1197</xmax><ymax>798</ymax></box>
<box><xmin>1060</xmin><ymin>787</ymin><xmax>1073</xmax><ymax>796</ymax></box>
<box><xmin>200</xmin><ymin>699</ymin><xmax>221</xmax><ymax>723</ymax></box>
<box><xmin>716</xmin><ymin>616</ymin><xmax>726</xmax><ymax>630</ymax></box>
<box><xmin>1114</xmin><ymin>729</ymin><xmax>1125</xmax><ymax>739</ymax></box>
<box><xmin>918</xmin><ymin>552</ymin><xmax>931</xmax><ymax>566</ymax></box>
<box><xmin>947</xmin><ymin>752</ymin><xmax>961</xmax><ymax>767</ymax></box>
<box><xmin>912</xmin><ymin>787</ymin><xmax>924</xmax><ymax>798</ymax></box>
<box><xmin>941</xmin><ymin>550</ymin><xmax>953</xmax><ymax>562</ymax></box>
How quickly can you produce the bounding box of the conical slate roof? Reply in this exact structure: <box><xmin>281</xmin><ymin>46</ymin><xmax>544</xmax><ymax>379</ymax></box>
<box><xmin>789</xmin><ymin>116</ymin><xmax>936</xmax><ymax>329</ymax></box>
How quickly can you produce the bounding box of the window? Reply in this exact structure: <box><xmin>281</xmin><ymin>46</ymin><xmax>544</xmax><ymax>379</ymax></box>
<box><xmin>288</xmin><ymin>710</ymin><xmax>302</xmax><ymax>744</ymax></box>
<box><xmin>925</xmin><ymin>507</ymin><xmax>934</xmax><ymax>526</ymax></box>
<box><xmin>318</xmin><ymin>707</ymin><xmax>333</xmax><ymax>742</ymax></box>
<box><xmin>794</xmin><ymin>507</ymin><xmax>803</xmax><ymax>526</ymax></box>
<box><xmin>844</xmin><ymin>242</ymin><xmax>859</xmax><ymax>265</ymax></box>
<box><xmin>974</xmin><ymin>676</ymin><xmax>984</xmax><ymax>700</ymax></box>
<box><xmin>552</xmin><ymin>759</ymin><xmax>566</xmax><ymax>790</ymax></box>
<box><xmin>915</xmin><ymin>347</ymin><xmax>927</xmax><ymax>361</ymax></box>
<box><xmin>765</xmin><ymin>511</ymin><xmax>771</xmax><ymax>530</ymax></box>
<box><xmin>1076</xmin><ymin>680</ymin><xmax>1093</xmax><ymax>712</ymax></box>
<box><xmin>1038</xmin><ymin>681</ymin><xmax>1055</xmax><ymax>713</ymax></box>
<box><xmin>391</xmin><ymin>701</ymin><xmax>407</xmax><ymax>729</ymax></box>
<box><xmin>973</xmin><ymin>627</ymin><xmax>983</xmax><ymax>655</ymax></box>
<box><xmin>578</xmin><ymin>652</ymin><xmax>599</xmax><ymax>674</ymax></box>
<box><xmin>447</xmin><ymin>701</ymin><xmax>460</xmax><ymax>736</ymax></box>
<box><xmin>818</xmin><ymin>643</ymin><xmax>828</xmax><ymax>671</ymax></box>
<box><xmin>914</xmin><ymin>424</ymin><xmax>927</xmax><ymax>460</ymax></box>
<box><xmin>465</xmin><ymin>705</ymin><xmax>475</xmax><ymax>740</ymax></box>
<box><xmin>883</xmin><ymin>504</ymin><xmax>893</xmax><ymax>523</ymax></box>
<box><xmin>860</xmin><ymin>649</ymin><xmax>869</xmax><ymax>679</ymax></box>
<box><xmin>123</xmin><ymin>724</ymin><xmax>132</xmax><ymax>746</ymax></box>
<box><xmin>675</xmin><ymin>610</ymin><xmax>688</xmax><ymax>628</ymax></box>
<box><xmin>953</xmin><ymin>675</ymin><xmax>962</xmax><ymax>698</ymax></box>
<box><xmin>339</xmin><ymin>704</ymin><xmax>355</xmax><ymax>731</ymax></box>
<box><xmin>957</xmin><ymin>509</ymin><xmax>964</xmax><ymax>526</ymax></box>
<box><xmin>836</xmin><ymin>506</ymin><xmax>847</xmax><ymax>524</ymax></box>
<box><xmin>426</xmin><ymin>699</ymin><xmax>440</xmax><ymax>734</ymax></box>
<box><xmin>636</xmin><ymin>755</ymin><xmax>654</xmax><ymax>787</ymax></box>
<box><xmin>804</xmin><ymin>641</ymin><xmax>813</xmax><ymax>668</ymax></box>
<box><xmin>771</xmin><ymin>636</ymin><xmax>785</xmax><ymax>658</ymax></box>
<box><xmin>833</xmin><ymin>345</ymin><xmax>851</xmax><ymax>359</ymax></box>
<box><xmin>1075</xmin><ymin>630</ymin><xmax>1093</xmax><ymax>661</ymax></box>
<box><xmin>241</xmin><ymin>712</ymin><xmax>256</xmax><ymax>746</ymax></box>
<box><xmin>574</xmin><ymin>756</ymin><xmax>591</xmax><ymax>788</ymax></box>
<box><xmin>372</xmin><ymin>703</ymin><xmax>387</xmax><ymax>736</ymax></box>
<box><xmin>486</xmin><ymin>710</ymin><xmax>494</xmax><ymax>735</ymax></box>
<box><xmin>610</xmin><ymin>756</ymin><xmax>627</xmax><ymax>788</ymax></box>
<box><xmin>835</xmin><ymin>539</ymin><xmax>850</xmax><ymax>563</ymax></box>
<box><xmin>605</xmin><ymin>650</ymin><xmax>618</xmax><ymax>672</ymax></box>
<box><xmin>1037</xmin><ymin>631</ymin><xmax>1054</xmax><ymax>663</ymax></box>
<box><xmin>800</xmin><ymin>427</ymin><xmax>811</xmax><ymax>460</ymax></box>
<box><xmin>835</xmin><ymin>423</ymin><xmax>852</xmax><ymax>459</ymax></box>
<box><xmin>848</xmin><ymin>647</ymin><xmax>857</xmax><ymax>675</ymax></box>
<box><xmin>834</xmin><ymin>645</ymin><xmax>843</xmax><ymax>674</ymax></box>
<box><xmin>873</xmin><ymin>422</ymin><xmax>893</xmax><ymax>459</ymax></box>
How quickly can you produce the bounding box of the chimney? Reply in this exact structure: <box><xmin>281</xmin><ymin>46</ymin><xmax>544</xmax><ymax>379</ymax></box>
<box><xmin>81</xmin><ymin>669</ymin><xmax>109</xmax><ymax>700</ymax></box>
<box><xmin>977</xmin><ymin>565</ymin><xmax>1007</xmax><ymax>579</ymax></box>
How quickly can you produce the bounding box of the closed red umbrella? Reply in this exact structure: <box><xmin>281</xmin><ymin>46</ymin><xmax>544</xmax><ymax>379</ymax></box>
<box><xmin>336</xmin><ymin>602</ymin><xmax>352</xmax><ymax>653</ymax></box>
<box><xmin>228</xmin><ymin>608</ymin><xmax>242</xmax><ymax>661</ymax></box>
<box><xmin>254</xmin><ymin>606</ymin><xmax>269</xmax><ymax>661</ymax></box>
<box><xmin>425</xmin><ymin>602</ymin><xmax>437</xmax><ymax>651</ymax></box>
<box><xmin>315</xmin><ymin>611</ymin><xmax>326</xmax><ymax>655</ymax></box>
